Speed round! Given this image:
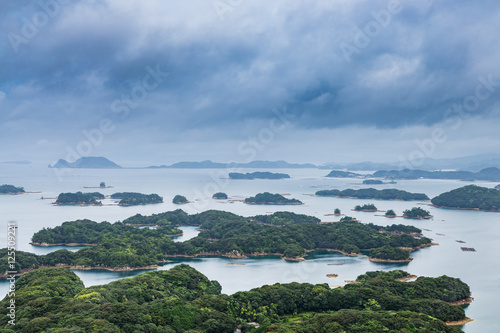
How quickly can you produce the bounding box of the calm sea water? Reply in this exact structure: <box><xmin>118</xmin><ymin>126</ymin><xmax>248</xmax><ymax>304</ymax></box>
<box><xmin>1</xmin><ymin>163</ymin><xmax>499</xmax><ymax>332</ymax></box>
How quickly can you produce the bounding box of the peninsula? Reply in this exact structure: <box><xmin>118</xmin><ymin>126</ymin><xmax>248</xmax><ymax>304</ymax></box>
<box><xmin>431</xmin><ymin>184</ymin><xmax>500</xmax><ymax>211</ymax></box>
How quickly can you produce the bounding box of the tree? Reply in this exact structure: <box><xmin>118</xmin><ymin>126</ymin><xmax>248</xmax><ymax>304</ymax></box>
<box><xmin>334</xmin><ymin>208</ymin><xmax>341</xmax><ymax>215</ymax></box>
<box><xmin>385</xmin><ymin>209</ymin><xmax>396</xmax><ymax>217</ymax></box>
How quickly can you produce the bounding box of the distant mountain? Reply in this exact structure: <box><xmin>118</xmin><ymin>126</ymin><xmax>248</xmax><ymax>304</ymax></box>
<box><xmin>50</xmin><ymin>157</ymin><xmax>122</xmax><ymax>169</ymax></box>
<box><xmin>148</xmin><ymin>160</ymin><xmax>317</xmax><ymax>169</ymax></box>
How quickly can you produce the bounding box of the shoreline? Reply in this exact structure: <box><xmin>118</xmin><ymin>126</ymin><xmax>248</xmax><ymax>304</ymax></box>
<box><xmin>446</xmin><ymin>317</ymin><xmax>474</xmax><ymax>326</ymax></box>
<box><xmin>368</xmin><ymin>257</ymin><xmax>413</xmax><ymax>263</ymax></box>
<box><xmin>432</xmin><ymin>204</ymin><xmax>500</xmax><ymax>212</ymax></box>
<box><xmin>30</xmin><ymin>242</ymin><xmax>98</xmax><ymax>246</ymax></box>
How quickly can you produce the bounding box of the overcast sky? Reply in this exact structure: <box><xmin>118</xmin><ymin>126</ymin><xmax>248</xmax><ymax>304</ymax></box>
<box><xmin>1</xmin><ymin>0</ymin><xmax>500</xmax><ymax>166</ymax></box>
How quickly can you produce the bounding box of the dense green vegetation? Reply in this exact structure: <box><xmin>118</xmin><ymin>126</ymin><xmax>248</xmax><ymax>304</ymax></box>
<box><xmin>384</xmin><ymin>224</ymin><xmax>421</xmax><ymax>234</ymax></box>
<box><xmin>363</xmin><ymin>179</ymin><xmax>384</xmax><ymax>185</ymax></box>
<box><xmin>0</xmin><ymin>265</ymin><xmax>469</xmax><ymax>332</ymax></box>
<box><xmin>32</xmin><ymin>219</ymin><xmax>182</xmax><ymax>244</ymax></box>
<box><xmin>25</xmin><ymin>210</ymin><xmax>432</xmax><ymax>267</ymax></box>
<box><xmin>403</xmin><ymin>207</ymin><xmax>432</xmax><ymax>219</ymax></box>
<box><xmin>100</xmin><ymin>181</ymin><xmax>106</xmax><ymax>187</ymax></box>
<box><xmin>173</xmin><ymin>195</ymin><xmax>188</xmax><ymax>204</ymax></box>
<box><xmin>111</xmin><ymin>192</ymin><xmax>163</xmax><ymax>205</ymax></box>
<box><xmin>251</xmin><ymin>212</ymin><xmax>320</xmax><ymax>225</ymax></box>
<box><xmin>316</xmin><ymin>188</ymin><xmax>429</xmax><ymax>200</ymax></box>
<box><xmin>245</xmin><ymin>192</ymin><xmax>302</xmax><ymax>205</ymax></box>
<box><xmin>385</xmin><ymin>209</ymin><xmax>396</xmax><ymax>217</ymax></box>
<box><xmin>354</xmin><ymin>203</ymin><xmax>377</xmax><ymax>211</ymax></box>
<box><xmin>370</xmin><ymin>245</ymin><xmax>411</xmax><ymax>261</ymax></box>
<box><xmin>0</xmin><ymin>184</ymin><xmax>25</xmax><ymax>194</ymax></box>
<box><xmin>55</xmin><ymin>192</ymin><xmax>103</xmax><ymax>205</ymax></box>
<box><xmin>123</xmin><ymin>209</ymin><xmax>190</xmax><ymax>226</ymax></box>
<box><xmin>229</xmin><ymin>172</ymin><xmax>290</xmax><ymax>179</ymax></box>
<box><xmin>431</xmin><ymin>185</ymin><xmax>500</xmax><ymax>211</ymax></box>
<box><xmin>212</xmin><ymin>192</ymin><xmax>228</xmax><ymax>199</ymax></box>
<box><xmin>325</xmin><ymin>170</ymin><xmax>361</xmax><ymax>178</ymax></box>
<box><xmin>334</xmin><ymin>208</ymin><xmax>341</xmax><ymax>214</ymax></box>
<box><xmin>373</xmin><ymin>167</ymin><xmax>500</xmax><ymax>181</ymax></box>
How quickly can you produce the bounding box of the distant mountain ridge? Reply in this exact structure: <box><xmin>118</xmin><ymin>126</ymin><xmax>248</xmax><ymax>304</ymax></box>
<box><xmin>50</xmin><ymin>157</ymin><xmax>122</xmax><ymax>169</ymax></box>
<box><xmin>148</xmin><ymin>160</ymin><xmax>317</xmax><ymax>169</ymax></box>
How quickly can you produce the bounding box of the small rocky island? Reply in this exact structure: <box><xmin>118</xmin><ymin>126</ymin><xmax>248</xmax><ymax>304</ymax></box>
<box><xmin>229</xmin><ymin>171</ymin><xmax>290</xmax><ymax>179</ymax></box>
<box><xmin>0</xmin><ymin>184</ymin><xmax>25</xmax><ymax>194</ymax></box>
<box><xmin>245</xmin><ymin>192</ymin><xmax>302</xmax><ymax>205</ymax></box>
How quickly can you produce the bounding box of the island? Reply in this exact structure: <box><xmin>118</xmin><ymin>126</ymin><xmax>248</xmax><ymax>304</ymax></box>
<box><xmin>334</xmin><ymin>208</ymin><xmax>341</xmax><ymax>215</ymax></box>
<box><xmin>431</xmin><ymin>185</ymin><xmax>500</xmax><ymax>211</ymax></box>
<box><xmin>362</xmin><ymin>179</ymin><xmax>384</xmax><ymax>185</ymax></box>
<box><xmin>54</xmin><ymin>192</ymin><xmax>104</xmax><ymax>205</ymax></box>
<box><xmin>111</xmin><ymin>192</ymin><xmax>163</xmax><ymax>206</ymax></box>
<box><xmin>20</xmin><ymin>209</ymin><xmax>434</xmax><ymax>269</ymax></box>
<box><xmin>354</xmin><ymin>204</ymin><xmax>377</xmax><ymax>212</ymax></box>
<box><xmin>385</xmin><ymin>209</ymin><xmax>397</xmax><ymax>217</ymax></box>
<box><xmin>403</xmin><ymin>207</ymin><xmax>432</xmax><ymax>219</ymax></box>
<box><xmin>0</xmin><ymin>265</ymin><xmax>471</xmax><ymax>332</ymax></box>
<box><xmin>83</xmin><ymin>181</ymin><xmax>113</xmax><ymax>189</ymax></box>
<box><xmin>49</xmin><ymin>156</ymin><xmax>122</xmax><ymax>169</ymax></box>
<box><xmin>0</xmin><ymin>184</ymin><xmax>25</xmax><ymax>194</ymax></box>
<box><xmin>244</xmin><ymin>192</ymin><xmax>302</xmax><ymax>205</ymax></box>
<box><xmin>212</xmin><ymin>192</ymin><xmax>228</xmax><ymax>199</ymax></box>
<box><xmin>315</xmin><ymin>188</ymin><xmax>429</xmax><ymax>201</ymax></box>
<box><xmin>229</xmin><ymin>171</ymin><xmax>290</xmax><ymax>179</ymax></box>
<box><xmin>172</xmin><ymin>194</ymin><xmax>189</xmax><ymax>204</ymax></box>
<box><xmin>373</xmin><ymin>167</ymin><xmax>500</xmax><ymax>181</ymax></box>
<box><xmin>325</xmin><ymin>170</ymin><xmax>362</xmax><ymax>178</ymax></box>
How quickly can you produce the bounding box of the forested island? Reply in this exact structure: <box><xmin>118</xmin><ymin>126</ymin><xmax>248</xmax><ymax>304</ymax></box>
<box><xmin>362</xmin><ymin>179</ymin><xmax>384</xmax><ymax>185</ymax></box>
<box><xmin>325</xmin><ymin>170</ymin><xmax>361</xmax><ymax>178</ymax></box>
<box><xmin>173</xmin><ymin>195</ymin><xmax>189</xmax><ymax>204</ymax></box>
<box><xmin>54</xmin><ymin>192</ymin><xmax>104</xmax><ymax>205</ymax></box>
<box><xmin>0</xmin><ymin>265</ymin><xmax>471</xmax><ymax>332</ymax></box>
<box><xmin>403</xmin><ymin>207</ymin><xmax>432</xmax><ymax>219</ymax></box>
<box><xmin>245</xmin><ymin>192</ymin><xmax>302</xmax><ymax>205</ymax></box>
<box><xmin>229</xmin><ymin>172</ymin><xmax>290</xmax><ymax>179</ymax></box>
<box><xmin>431</xmin><ymin>185</ymin><xmax>500</xmax><ymax>211</ymax></box>
<box><xmin>0</xmin><ymin>184</ymin><xmax>25</xmax><ymax>194</ymax></box>
<box><xmin>353</xmin><ymin>204</ymin><xmax>377</xmax><ymax>212</ymax></box>
<box><xmin>315</xmin><ymin>188</ymin><xmax>429</xmax><ymax>201</ymax></box>
<box><xmin>111</xmin><ymin>192</ymin><xmax>163</xmax><ymax>205</ymax></box>
<box><xmin>385</xmin><ymin>209</ymin><xmax>397</xmax><ymax>217</ymax></box>
<box><xmin>212</xmin><ymin>192</ymin><xmax>228</xmax><ymax>199</ymax></box>
<box><xmin>11</xmin><ymin>210</ymin><xmax>435</xmax><ymax>271</ymax></box>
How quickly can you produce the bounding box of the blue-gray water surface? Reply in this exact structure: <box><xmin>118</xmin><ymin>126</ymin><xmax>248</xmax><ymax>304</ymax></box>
<box><xmin>1</xmin><ymin>164</ymin><xmax>499</xmax><ymax>332</ymax></box>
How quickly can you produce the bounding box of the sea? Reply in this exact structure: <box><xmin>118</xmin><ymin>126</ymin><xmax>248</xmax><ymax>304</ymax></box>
<box><xmin>1</xmin><ymin>163</ymin><xmax>499</xmax><ymax>332</ymax></box>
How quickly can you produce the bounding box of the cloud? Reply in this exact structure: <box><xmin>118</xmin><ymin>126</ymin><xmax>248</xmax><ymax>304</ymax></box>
<box><xmin>1</xmin><ymin>0</ymin><xmax>500</xmax><ymax>163</ymax></box>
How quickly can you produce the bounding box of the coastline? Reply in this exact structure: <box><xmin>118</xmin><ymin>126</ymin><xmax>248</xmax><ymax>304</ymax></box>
<box><xmin>432</xmin><ymin>204</ymin><xmax>500</xmax><ymax>212</ymax></box>
<box><xmin>446</xmin><ymin>317</ymin><xmax>474</xmax><ymax>326</ymax></box>
<box><xmin>313</xmin><ymin>194</ymin><xmax>429</xmax><ymax>202</ymax></box>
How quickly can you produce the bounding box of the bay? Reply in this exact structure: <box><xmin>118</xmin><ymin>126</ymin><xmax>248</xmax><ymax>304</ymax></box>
<box><xmin>1</xmin><ymin>163</ymin><xmax>499</xmax><ymax>332</ymax></box>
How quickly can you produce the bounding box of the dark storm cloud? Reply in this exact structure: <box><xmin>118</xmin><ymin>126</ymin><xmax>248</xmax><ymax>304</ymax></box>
<box><xmin>1</xmin><ymin>0</ymin><xmax>500</xmax><ymax>141</ymax></box>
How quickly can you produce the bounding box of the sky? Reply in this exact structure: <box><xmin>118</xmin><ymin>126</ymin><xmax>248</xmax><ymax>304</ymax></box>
<box><xmin>1</xmin><ymin>0</ymin><xmax>500</xmax><ymax>166</ymax></box>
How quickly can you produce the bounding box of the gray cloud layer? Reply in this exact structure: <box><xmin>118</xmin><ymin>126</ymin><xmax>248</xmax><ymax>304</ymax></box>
<box><xmin>1</xmin><ymin>0</ymin><xmax>500</xmax><ymax>163</ymax></box>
